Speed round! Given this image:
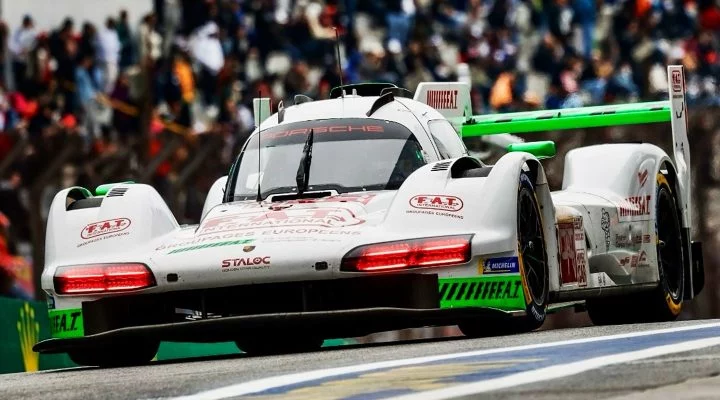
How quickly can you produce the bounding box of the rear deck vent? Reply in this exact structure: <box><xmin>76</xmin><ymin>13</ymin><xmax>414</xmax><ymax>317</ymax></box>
<box><xmin>431</xmin><ymin>161</ymin><xmax>452</xmax><ymax>172</ymax></box>
<box><xmin>107</xmin><ymin>187</ymin><xmax>129</xmax><ymax>197</ymax></box>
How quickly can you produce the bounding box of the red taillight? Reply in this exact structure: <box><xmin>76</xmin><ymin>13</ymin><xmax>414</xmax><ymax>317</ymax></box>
<box><xmin>54</xmin><ymin>263</ymin><xmax>155</xmax><ymax>294</ymax></box>
<box><xmin>341</xmin><ymin>235</ymin><xmax>472</xmax><ymax>272</ymax></box>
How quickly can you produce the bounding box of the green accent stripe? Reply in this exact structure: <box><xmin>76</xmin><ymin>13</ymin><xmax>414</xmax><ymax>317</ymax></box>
<box><xmin>167</xmin><ymin>239</ymin><xmax>254</xmax><ymax>254</ymax></box>
<box><xmin>48</xmin><ymin>309</ymin><xmax>84</xmax><ymax>338</ymax></box>
<box><xmin>439</xmin><ymin>275</ymin><xmax>526</xmax><ymax>311</ymax></box>
<box><xmin>460</xmin><ymin>101</ymin><xmax>671</xmax><ymax>137</ymax></box>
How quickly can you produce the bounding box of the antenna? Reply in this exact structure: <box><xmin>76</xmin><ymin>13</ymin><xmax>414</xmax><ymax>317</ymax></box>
<box><xmin>334</xmin><ymin>27</ymin><xmax>344</xmax><ymax>97</ymax></box>
<box><xmin>256</xmin><ymin>91</ymin><xmax>263</xmax><ymax>203</ymax></box>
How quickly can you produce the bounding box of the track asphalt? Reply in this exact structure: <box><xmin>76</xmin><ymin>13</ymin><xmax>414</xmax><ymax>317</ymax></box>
<box><xmin>3</xmin><ymin>319</ymin><xmax>720</xmax><ymax>400</ymax></box>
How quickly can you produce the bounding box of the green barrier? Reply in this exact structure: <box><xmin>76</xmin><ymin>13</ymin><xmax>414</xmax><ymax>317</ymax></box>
<box><xmin>1</xmin><ymin>296</ymin><xmax>356</xmax><ymax>373</ymax></box>
<box><xmin>0</xmin><ymin>297</ymin><xmax>74</xmax><ymax>373</ymax></box>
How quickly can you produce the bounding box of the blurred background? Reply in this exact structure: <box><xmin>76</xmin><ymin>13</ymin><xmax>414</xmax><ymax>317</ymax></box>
<box><xmin>1</xmin><ymin>0</ymin><xmax>720</xmax><ymax>340</ymax></box>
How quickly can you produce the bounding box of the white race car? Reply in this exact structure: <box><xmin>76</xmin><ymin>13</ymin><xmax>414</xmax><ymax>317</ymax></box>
<box><xmin>35</xmin><ymin>66</ymin><xmax>703</xmax><ymax>366</ymax></box>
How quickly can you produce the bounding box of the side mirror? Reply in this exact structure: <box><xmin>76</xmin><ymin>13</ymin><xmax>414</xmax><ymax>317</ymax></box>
<box><xmin>201</xmin><ymin>176</ymin><xmax>228</xmax><ymax>222</ymax></box>
<box><xmin>507</xmin><ymin>141</ymin><xmax>556</xmax><ymax>159</ymax></box>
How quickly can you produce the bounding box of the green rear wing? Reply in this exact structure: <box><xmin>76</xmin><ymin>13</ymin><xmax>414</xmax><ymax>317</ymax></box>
<box><xmin>459</xmin><ymin>101</ymin><xmax>671</xmax><ymax>138</ymax></box>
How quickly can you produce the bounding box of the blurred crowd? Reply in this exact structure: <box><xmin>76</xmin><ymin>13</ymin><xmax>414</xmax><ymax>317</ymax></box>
<box><xmin>0</xmin><ymin>0</ymin><xmax>720</xmax><ymax>297</ymax></box>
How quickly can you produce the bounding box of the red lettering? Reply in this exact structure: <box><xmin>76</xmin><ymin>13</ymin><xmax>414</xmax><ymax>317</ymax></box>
<box><xmin>366</xmin><ymin>125</ymin><xmax>383</xmax><ymax>132</ymax></box>
<box><xmin>447</xmin><ymin>197</ymin><xmax>457</xmax><ymax>206</ymax></box>
<box><xmin>329</xmin><ymin>126</ymin><xmax>345</xmax><ymax>132</ymax></box>
<box><xmin>314</xmin><ymin>126</ymin><xmax>328</xmax><ymax>133</ymax></box>
<box><xmin>416</xmin><ymin>196</ymin><xmax>427</xmax><ymax>204</ymax></box>
<box><xmin>347</xmin><ymin>125</ymin><xmax>366</xmax><ymax>132</ymax></box>
<box><xmin>265</xmin><ymin>211</ymin><xmax>288</xmax><ymax>220</ymax></box>
<box><xmin>431</xmin><ymin>197</ymin><xmax>443</xmax><ymax>205</ymax></box>
<box><xmin>289</xmin><ymin>129</ymin><xmax>308</xmax><ymax>136</ymax></box>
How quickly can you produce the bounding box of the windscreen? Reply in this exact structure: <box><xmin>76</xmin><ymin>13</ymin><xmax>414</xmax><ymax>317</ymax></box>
<box><xmin>231</xmin><ymin>118</ymin><xmax>427</xmax><ymax>200</ymax></box>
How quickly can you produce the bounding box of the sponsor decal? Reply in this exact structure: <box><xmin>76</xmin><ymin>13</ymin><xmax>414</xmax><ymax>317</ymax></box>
<box><xmin>17</xmin><ymin>303</ymin><xmax>39</xmax><ymax>372</ymax></box>
<box><xmin>618</xmin><ymin>256</ymin><xmax>637</xmax><ymax>268</ymax></box>
<box><xmin>426</xmin><ymin>89</ymin><xmax>458</xmax><ymax>110</ymax></box>
<box><xmin>675</xmin><ymin>102</ymin><xmax>685</xmax><ymax>118</ymax></box>
<box><xmin>638</xmin><ymin>169</ymin><xmax>649</xmax><ymax>188</ymax></box>
<box><xmin>409</xmin><ymin>195</ymin><xmax>463</xmax><ymax>212</ymax></box>
<box><xmin>406</xmin><ymin>209</ymin><xmax>464</xmax><ymax>219</ymax></box>
<box><xmin>80</xmin><ymin>218</ymin><xmax>131</xmax><ymax>239</ymax></box>
<box><xmin>49</xmin><ymin>308</ymin><xmax>84</xmax><ymax>339</ymax></box>
<box><xmin>221</xmin><ymin>256</ymin><xmax>271</xmax><ymax>272</ymax></box>
<box><xmin>260</xmin><ymin>228</ymin><xmax>361</xmax><ymax>236</ymax></box>
<box><xmin>156</xmin><ymin>232</ymin><xmax>256</xmax><ymax>251</ymax></box>
<box><xmin>572</xmin><ymin>216</ymin><xmax>583</xmax><ymax>230</ymax></box>
<box><xmin>259</xmin><ymin>236</ymin><xmax>344</xmax><ymax>243</ymax></box>
<box><xmin>438</xmin><ymin>276</ymin><xmax>526</xmax><ymax>310</ymax></box>
<box><xmin>576</xmin><ymin>250</ymin><xmax>588</xmax><ymax>287</ymax></box>
<box><xmin>166</xmin><ymin>239</ymin><xmax>255</xmax><ymax>254</ymax></box>
<box><xmin>672</xmin><ymin>70</ymin><xmax>682</xmax><ymax>94</ymax></box>
<box><xmin>558</xmin><ymin>222</ymin><xmax>577</xmax><ymax>285</ymax></box>
<box><xmin>264</xmin><ymin>124</ymin><xmax>384</xmax><ymax>139</ymax></box>
<box><xmin>618</xmin><ymin>195</ymin><xmax>652</xmax><ymax>220</ymax></box>
<box><xmin>643</xmin><ymin>234</ymin><xmax>651</xmax><ymax>243</ymax></box>
<box><xmin>594</xmin><ymin>273</ymin><xmax>609</xmax><ymax>287</ymax></box>
<box><xmin>600</xmin><ymin>208</ymin><xmax>611</xmax><ymax>252</ymax></box>
<box><xmin>637</xmin><ymin>250</ymin><xmax>649</xmax><ymax>267</ymax></box>
<box><xmin>479</xmin><ymin>257</ymin><xmax>520</xmax><ymax>274</ymax></box>
<box><xmin>615</xmin><ymin>233</ymin><xmax>643</xmax><ymax>248</ymax></box>
<box><xmin>198</xmin><ymin>207</ymin><xmax>364</xmax><ymax>235</ymax></box>
<box><xmin>406</xmin><ymin>195</ymin><xmax>465</xmax><ymax>219</ymax></box>
<box><xmin>288</xmin><ymin>194</ymin><xmax>377</xmax><ymax>206</ymax></box>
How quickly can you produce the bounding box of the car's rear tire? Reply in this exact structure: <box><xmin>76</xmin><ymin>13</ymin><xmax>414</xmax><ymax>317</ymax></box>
<box><xmin>235</xmin><ymin>334</ymin><xmax>323</xmax><ymax>356</ymax></box>
<box><xmin>460</xmin><ymin>172</ymin><xmax>549</xmax><ymax>337</ymax></box>
<box><xmin>587</xmin><ymin>173</ymin><xmax>685</xmax><ymax>325</ymax></box>
<box><xmin>68</xmin><ymin>340</ymin><xmax>159</xmax><ymax>367</ymax></box>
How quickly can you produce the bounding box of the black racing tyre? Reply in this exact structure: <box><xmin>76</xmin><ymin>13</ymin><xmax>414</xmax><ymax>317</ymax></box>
<box><xmin>235</xmin><ymin>334</ymin><xmax>323</xmax><ymax>356</ymax></box>
<box><xmin>460</xmin><ymin>172</ymin><xmax>549</xmax><ymax>337</ymax></box>
<box><xmin>587</xmin><ymin>173</ymin><xmax>685</xmax><ymax>325</ymax></box>
<box><xmin>68</xmin><ymin>340</ymin><xmax>159</xmax><ymax>367</ymax></box>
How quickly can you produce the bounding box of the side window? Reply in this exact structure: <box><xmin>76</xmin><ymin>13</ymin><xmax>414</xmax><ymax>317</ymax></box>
<box><xmin>428</xmin><ymin>119</ymin><xmax>468</xmax><ymax>159</ymax></box>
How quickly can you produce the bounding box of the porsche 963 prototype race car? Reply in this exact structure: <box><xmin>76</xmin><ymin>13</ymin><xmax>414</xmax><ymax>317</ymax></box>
<box><xmin>34</xmin><ymin>65</ymin><xmax>703</xmax><ymax>366</ymax></box>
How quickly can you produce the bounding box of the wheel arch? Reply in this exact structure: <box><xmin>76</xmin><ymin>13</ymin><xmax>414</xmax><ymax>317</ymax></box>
<box><xmin>523</xmin><ymin>159</ymin><xmax>561</xmax><ymax>294</ymax></box>
<box><xmin>658</xmin><ymin>159</ymin><xmax>697</xmax><ymax>299</ymax></box>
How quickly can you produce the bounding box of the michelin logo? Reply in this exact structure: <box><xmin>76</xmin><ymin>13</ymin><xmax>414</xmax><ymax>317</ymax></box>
<box><xmin>482</xmin><ymin>257</ymin><xmax>520</xmax><ymax>274</ymax></box>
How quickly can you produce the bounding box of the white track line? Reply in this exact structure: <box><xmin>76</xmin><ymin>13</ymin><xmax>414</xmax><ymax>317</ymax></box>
<box><xmin>172</xmin><ymin>322</ymin><xmax>720</xmax><ymax>400</ymax></box>
<box><xmin>387</xmin><ymin>336</ymin><xmax>720</xmax><ymax>400</ymax></box>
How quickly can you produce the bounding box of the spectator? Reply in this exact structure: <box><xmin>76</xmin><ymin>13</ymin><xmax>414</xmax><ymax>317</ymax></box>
<box><xmin>138</xmin><ymin>13</ymin><xmax>162</xmax><ymax>64</ymax></box>
<box><xmin>190</xmin><ymin>21</ymin><xmax>224</xmax><ymax>108</ymax></box>
<box><xmin>9</xmin><ymin>15</ymin><xmax>36</xmax><ymax>95</ymax></box>
<box><xmin>117</xmin><ymin>10</ymin><xmax>134</xmax><ymax>69</ymax></box>
<box><xmin>75</xmin><ymin>53</ymin><xmax>100</xmax><ymax>139</ymax></box>
<box><xmin>98</xmin><ymin>18</ymin><xmax>121</xmax><ymax>93</ymax></box>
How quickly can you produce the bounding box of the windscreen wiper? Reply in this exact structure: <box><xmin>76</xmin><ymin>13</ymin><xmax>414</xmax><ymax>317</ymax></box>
<box><xmin>295</xmin><ymin>128</ymin><xmax>314</xmax><ymax>196</ymax></box>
